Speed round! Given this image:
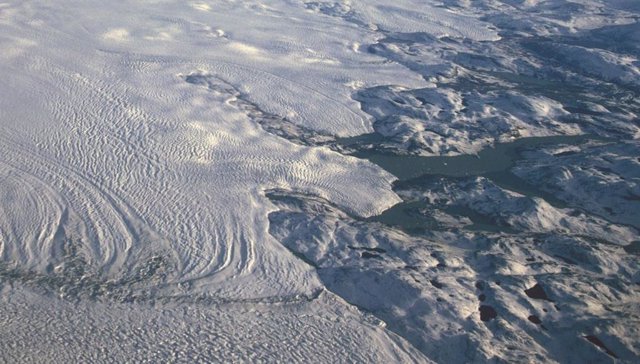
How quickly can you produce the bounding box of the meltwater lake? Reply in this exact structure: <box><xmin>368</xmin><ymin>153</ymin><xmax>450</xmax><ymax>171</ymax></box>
<box><xmin>342</xmin><ymin>134</ymin><xmax>605</xmax><ymax>233</ymax></box>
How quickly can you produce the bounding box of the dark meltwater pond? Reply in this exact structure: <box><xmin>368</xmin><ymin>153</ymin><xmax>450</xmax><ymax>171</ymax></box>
<box><xmin>353</xmin><ymin>134</ymin><xmax>594</xmax><ymax>181</ymax></box>
<box><xmin>345</xmin><ymin>134</ymin><xmax>604</xmax><ymax>233</ymax></box>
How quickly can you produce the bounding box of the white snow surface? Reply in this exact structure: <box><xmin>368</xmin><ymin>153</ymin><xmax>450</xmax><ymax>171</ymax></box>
<box><xmin>0</xmin><ymin>0</ymin><xmax>419</xmax><ymax>298</ymax></box>
<box><xmin>0</xmin><ymin>0</ymin><xmax>431</xmax><ymax>361</ymax></box>
<box><xmin>1</xmin><ymin>0</ymin><xmax>640</xmax><ymax>362</ymax></box>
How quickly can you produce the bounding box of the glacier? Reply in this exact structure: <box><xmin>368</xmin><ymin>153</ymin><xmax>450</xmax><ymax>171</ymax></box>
<box><xmin>0</xmin><ymin>0</ymin><xmax>639</xmax><ymax>362</ymax></box>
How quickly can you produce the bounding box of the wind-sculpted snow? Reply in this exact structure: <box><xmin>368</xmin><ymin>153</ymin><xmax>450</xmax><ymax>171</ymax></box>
<box><xmin>1</xmin><ymin>0</ymin><xmax>639</xmax><ymax>362</ymax></box>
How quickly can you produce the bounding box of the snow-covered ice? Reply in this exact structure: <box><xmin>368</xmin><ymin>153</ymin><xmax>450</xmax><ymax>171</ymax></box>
<box><xmin>1</xmin><ymin>0</ymin><xmax>639</xmax><ymax>362</ymax></box>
